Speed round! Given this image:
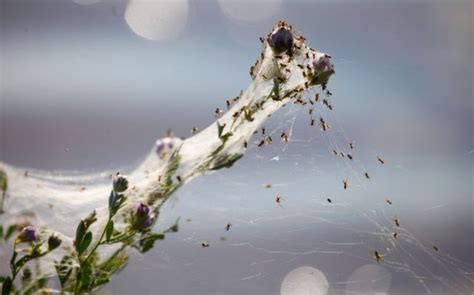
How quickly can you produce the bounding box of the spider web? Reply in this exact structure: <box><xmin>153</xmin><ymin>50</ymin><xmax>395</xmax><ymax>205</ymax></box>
<box><xmin>126</xmin><ymin>92</ymin><xmax>473</xmax><ymax>295</ymax></box>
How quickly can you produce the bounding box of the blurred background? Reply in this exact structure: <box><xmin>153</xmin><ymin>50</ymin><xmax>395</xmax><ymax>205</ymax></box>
<box><xmin>1</xmin><ymin>0</ymin><xmax>473</xmax><ymax>294</ymax></box>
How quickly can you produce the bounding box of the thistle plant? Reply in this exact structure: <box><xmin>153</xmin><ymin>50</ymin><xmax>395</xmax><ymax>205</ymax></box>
<box><xmin>0</xmin><ymin>21</ymin><xmax>335</xmax><ymax>294</ymax></box>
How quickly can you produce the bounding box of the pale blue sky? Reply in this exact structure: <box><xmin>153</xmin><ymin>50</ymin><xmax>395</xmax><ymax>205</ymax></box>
<box><xmin>1</xmin><ymin>0</ymin><xmax>472</xmax><ymax>170</ymax></box>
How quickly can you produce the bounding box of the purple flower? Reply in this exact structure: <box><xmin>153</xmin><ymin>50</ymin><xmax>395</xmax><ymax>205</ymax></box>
<box><xmin>267</xmin><ymin>27</ymin><xmax>293</xmax><ymax>54</ymax></box>
<box><xmin>17</xmin><ymin>225</ymin><xmax>38</xmax><ymax>243</ymax></box>
<box><xmin>312</xmin><ymin>54</ymin><xmax>335</xmax><ymax>74</ymax></box>
<box><xmin>155</xmin><ymin>137</ymin><xmax>175</xmax><ymax>159</ymax></box>
<box><xmin>131</xmin><ymin>202</ymin><xmax>153</xmax><ymax>231</ymax></box>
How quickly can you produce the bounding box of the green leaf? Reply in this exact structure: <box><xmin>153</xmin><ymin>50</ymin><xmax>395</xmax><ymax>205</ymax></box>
<box><xmin>94</xmin><ymin>275</ymin><xmax>110</xmax><ymax>287</ymax></box>
<box><xmin>166</xmin><ymin>218</ymin><xmax>180</xmax><ymax>233</ymax></box>
<box><xmin>139</xmin><ymin>232</ymin><xmax>165</xmax><ymax>253</ymax></box>
<box><xmin>95</xmin><ymin>248</ymin><xmax>129</xmax><ymax>288</ymax></box>
<box><xmin>29</xmin><ymin>242</ymin><xmax>43</xmax><ymax>258</ymax></box>
<box><xmin>100</xmin><ymin>249</ymin><xmax>129</xmax><ymax>274</ymax></box>
<box><xmin>220</xmin><ymin>132</ymin><xmax>233</xmax><ymax>143</ymax></box>
<box><xmin>108</xmin><ymin>190</ymin><xmax>117</xmax><ymax>213</ymax></box>
<box><xmin>77</xmin><ymin>232</ymin><xmax>92</xmax><ymax>255</ymax></box>
<box><xmin>210</xmin><ymin>153</ymin><xmax>243</xmax><ymax>170</ymax></box>
<box><xmin>197</xmin><ymin>142</ymin><xmax>235</xmax><ymax>173</ymax></box>
<box><xmin>216</xmin><ymin>122</ymin><xmax>233</xmax><ymax>143</ymax></box>
<box><xmin>1</xmin><ymin>276</ymin><xmax>12</xmax><ymax>295</ymax></box>
<box><xmin>217</xmin><ymin>122</ymin><xmax>225</xmax><ymax>138</ymax></box>
<box><xmin>5</xmin><ymin>224</ymin><xmax>17</xmax><ymax>240</ymax></box>
<box><xmin>15</xmin><ymin>255</ymin><xmax>30</xmax><ymax>270</ymax></box>
<box><xmin>75</xmin><ymin>220</ymin><xmax>86</xmax><ymax>252</ymax></box>
<box><xmin>82</xmin><ymin>232</ymin><xmax>93</xmax><ymax>253</ymax></box>
<box><xmin>210</xmin><ymin>143</ymin><xmax>225</xmax><ymax>157</ymax></box>
<box><xmin>105</xmin><ymin>220</ymin><xmax>114</xmax><ymax>242</ymax></box>
<box><xmin>0</xmin><ymin>225</ymin><xmax>3</xmax><ymax>240</ymax></box>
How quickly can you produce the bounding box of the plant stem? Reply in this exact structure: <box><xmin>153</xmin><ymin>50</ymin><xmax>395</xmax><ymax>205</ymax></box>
<box><xmin>74</xmin><ymin>216</ymin><xmax>112</xmax><ymax>295</ymax></box>
<box><xmin>9</xmin><ymin>244</ymin><xmax>17</xmax><ymax>281</ymax></box>
<box><xmin>102</xmin><ymin>232</ymin><xmax>135</xmax><ymax>245</ymax></box>
<box><xmin>83</xmin><ymin>217</ymin><xmax>111</xmax><ymax>265</ymax></box>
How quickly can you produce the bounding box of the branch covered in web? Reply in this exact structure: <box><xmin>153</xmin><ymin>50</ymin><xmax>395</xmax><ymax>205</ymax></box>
<box><xmin>0</xmin><ymin>21</ymin><xmax>335</xmax><ymax>286</ymax></box>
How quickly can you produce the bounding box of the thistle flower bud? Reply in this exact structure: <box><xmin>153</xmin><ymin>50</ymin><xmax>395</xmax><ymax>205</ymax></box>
<box><xmin>47</xmin><ymin>233</ymin><xmax>62</xmax><ymax>251</ymax></box>
<box><xmin>113</xmin><ymin>175</ymin><xmax>129</xmax><ymax>193</ymax></box>
<box><xmin>312</xmin><ymin>54</ymin><xmax>335</xmax><ymax>74</ymax></box>
<box><xmin>83</xmin><ymin>210</ymin><xmax>97</xmax><ymax>228</ymax></box>
<box><xmin>17</xmin><ymin>225</ymin><xmax>38</xmax><ymax>243</ymax></box>
<box><xmin>155</xmin><ymin>137</ymin><xmax>176</xmax><ymax>159</ymax></box>
<box><xmin>131</xmin><ymin>202</ymin><xmax>153</xmax><ymax>231</ymax></box>
<box><xmin>267</xmin><ymin>27</ymin><xmax>293</xmax><ymax>54</ymax></box>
